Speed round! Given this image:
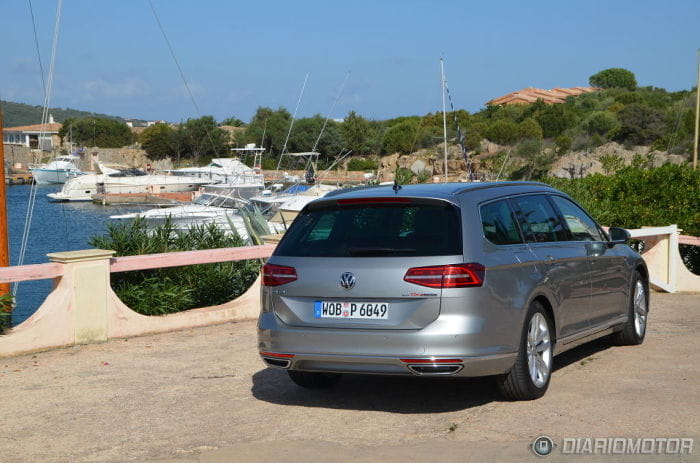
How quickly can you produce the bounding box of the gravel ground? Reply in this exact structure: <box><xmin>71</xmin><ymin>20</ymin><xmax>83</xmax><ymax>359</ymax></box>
<box><xmin>0</xmin><ymin>292</ymin><xmax>698</xmax><ymax>462</ymax></box>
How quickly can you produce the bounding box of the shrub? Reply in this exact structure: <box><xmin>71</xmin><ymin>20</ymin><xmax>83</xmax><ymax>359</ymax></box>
<box><xmin>346</xmin><ymin>158</ymin><xmax>378</xmax><ymax>171</ymax></box>
<box><xmin>89</xmin><ymin>218</ymin><xmax>261</xmax><ymax>315</ymax></box>
<box><xmin>599</xmin><ymin>154</ymin><xmax>625</xmax><ymax>174</ymax></box>
<box><xmin>517</xmin><ymin>118</ymin><xmax>543</xmax><ymax>140</ymax></box>
<box><xmin>516</xmin><ymin>139</ymin><xmax>542</xmax><ymax>158</ymax></box>
<box><xmin>394</xmin><ymin>167</ymin><xmax>415</xmax><ymax>184</ymax></box>
<box><xmin>0</xmin><ymin>293</ymin><xmax>13</xmax><ymax>333</ymax></box>
<box><xmin>485</xmin><ymin>120</ymin><xmax>518</xmax><ymax>145</ymax></box>
<box><xmin>585</xmin><ymin>111</ymin><xmax>619</xmax><ymax>136</ymax></box>
<box><xmin>555</xmin><ymin>135</ymin><xmax>572</xmax><ymax>154</ymax></box>
<box><xmin>547</xmin><ymin>164</ymin><xmax>700</xmax><ymax>274</ymax></box>
<box><xmin>382</xmin><ymin>120</ymin><xmax>419</xmax><ymax>154</ymax></box>
<box><xmin>546</xmin><ymin>164</ymin><xmax>700</xmax><ymax>236</ymax></box>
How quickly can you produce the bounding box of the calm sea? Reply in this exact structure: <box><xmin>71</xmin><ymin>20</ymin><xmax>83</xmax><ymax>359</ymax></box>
<box><xmin>7</xmin><ymin>184</ymin><xmax>143</xmax><ymax>325</ymax></box>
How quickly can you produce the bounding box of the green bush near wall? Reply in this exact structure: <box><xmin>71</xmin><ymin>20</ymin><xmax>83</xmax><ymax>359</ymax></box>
<box><xmin>546</xmin><ymin>164</ymin><xmax>700</xmax><ymax>273</ymax></box>
<box><xmin>89</xmin><ymin>218</ymin><xmax>261</xmax><ymax>316</ymax></box>
<box><xmin>546</xmin><ymin>164</ymin><xmax>700</xmax><ymax>236</ymax></box>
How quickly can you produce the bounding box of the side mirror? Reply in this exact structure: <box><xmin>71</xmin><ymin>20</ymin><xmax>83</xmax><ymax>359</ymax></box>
<box><xmin>607</xmin><ymin>227</ymin><xmax>630</xmax><ymax>247</ymax></box>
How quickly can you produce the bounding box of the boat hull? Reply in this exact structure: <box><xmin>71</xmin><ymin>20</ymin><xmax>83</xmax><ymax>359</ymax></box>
<box><xmin>30</xmin><ymin>168</ymin><xmax>84</xmax><ymax>185</ymax></box>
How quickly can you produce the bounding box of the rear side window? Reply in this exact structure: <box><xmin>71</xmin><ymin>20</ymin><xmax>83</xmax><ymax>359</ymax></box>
<box><xmin>549</xmin><ymin>196</ymin><xmax>605</xmax><ymax>241</ymax></box>
<box><xmin>275</xmin><ymin>201</ymin><xmax>462</xmax><ymax>257</ymax></box>
<box><xmin>510</xmin><ymin>195</ymin><xmax>569</xmax><ymax>243</ymax></box>
<box><xmin>480</xmin><ymin>200</ymin><xmax>523</xmax><ymax>245</ymax></box>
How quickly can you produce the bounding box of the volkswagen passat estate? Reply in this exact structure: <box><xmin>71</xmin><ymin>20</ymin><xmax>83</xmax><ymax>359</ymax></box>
<box><xmin>257</xmin><ymin>182</ymin><xmax>649</xmax><ymax>400</ymax></box>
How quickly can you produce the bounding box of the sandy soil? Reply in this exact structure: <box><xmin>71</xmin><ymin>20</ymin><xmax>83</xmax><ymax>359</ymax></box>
<box><xmin>0</xmin><ymin>292</ymin><xmax>698</xmax><ymax>462</ymax></box>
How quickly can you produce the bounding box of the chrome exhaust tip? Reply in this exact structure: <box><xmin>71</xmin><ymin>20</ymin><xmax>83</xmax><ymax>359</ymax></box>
<box><xmin>407</xmin><ymin>364</ymin><xmax>463</xmax><ymax>375</ymax></box>
<box><xmin>263</xmin><ymin>357</ymin><xmax>291</xmax><ymax>369</ymax></box>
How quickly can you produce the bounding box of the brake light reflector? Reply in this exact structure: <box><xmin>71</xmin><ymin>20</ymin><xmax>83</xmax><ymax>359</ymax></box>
<box><xmin>262</xmin><ymin>263</ymin><xmax>297</xmax><ymax>286</ymax></box>
<box><xmin>260</xmin><ymin>351</ymin><xmax>295</xmax><ymax>358</ymax></box>
<box><xmin>403</xmin><ymin>263</ymin><xmax>485</xmax><ymax>288</ymax></box>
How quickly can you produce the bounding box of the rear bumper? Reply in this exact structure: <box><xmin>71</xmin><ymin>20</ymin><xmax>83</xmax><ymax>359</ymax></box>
<box><xmin>257</xmin><ymin>312</ymin><xmax>517</xmax><ymax>377</ymax></box>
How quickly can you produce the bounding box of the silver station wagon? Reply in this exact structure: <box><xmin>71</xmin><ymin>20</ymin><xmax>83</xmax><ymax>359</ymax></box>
<box><xmin>257</xmin><ymin>182</ymin><xmax>649</xmax><ymax>400</ymax></box>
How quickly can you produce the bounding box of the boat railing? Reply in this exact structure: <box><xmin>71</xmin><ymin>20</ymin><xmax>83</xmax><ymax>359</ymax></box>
<box><xmin>0</xmin><ymin>227</ymin><xmax>697</xmax><ymax>358</ymax></box>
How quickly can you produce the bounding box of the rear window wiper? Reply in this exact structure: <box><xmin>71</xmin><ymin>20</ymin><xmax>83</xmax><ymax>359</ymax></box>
<box><xmin>348</xmin><ymin>247</ymin><xmax>416</xmax><ymax>256</ymax></box>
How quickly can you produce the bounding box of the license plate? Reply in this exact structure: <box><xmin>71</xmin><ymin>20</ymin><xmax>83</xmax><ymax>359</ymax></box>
<box><xmin>314</xmin><ymin>301</ymin><xmax>389</xmax><ymax>319</ymax></box>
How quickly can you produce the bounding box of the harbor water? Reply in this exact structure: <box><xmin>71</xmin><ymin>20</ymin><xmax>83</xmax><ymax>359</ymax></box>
<box><xmin>7</xmin><ymin>184</ymin><xmax>143</xmax><ymax>325</ymax></box>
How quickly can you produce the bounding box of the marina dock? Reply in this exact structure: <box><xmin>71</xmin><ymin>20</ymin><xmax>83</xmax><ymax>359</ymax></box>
<box><xmin>92</xmin><ymin>191</ymin><xmax>195</xmax><ymax>206</ymax></box>
<box><xmin>5</xmin><ymin>173</ymin><xmax>33</xmax><ymax>184</ymax></box>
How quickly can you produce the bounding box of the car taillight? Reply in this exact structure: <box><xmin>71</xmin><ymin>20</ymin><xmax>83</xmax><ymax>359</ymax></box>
<box><xmin>262</xmin><ymin>263</ymin><xmax>297</xmax><ymax>286</ymax></box>
<box><xmin>403</xmin><ymin>263</ymin><xmax>485</xmax><ymax>288</ymax></box>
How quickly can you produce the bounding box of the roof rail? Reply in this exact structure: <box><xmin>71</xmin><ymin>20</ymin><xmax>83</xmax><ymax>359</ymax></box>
<box><xmin>453</xmin><ymin>181</ymin><xmax>549</xmax><ymax>196</ymax></box>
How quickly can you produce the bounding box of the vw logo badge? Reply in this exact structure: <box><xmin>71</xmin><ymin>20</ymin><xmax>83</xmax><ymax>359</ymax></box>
<box><xmin>339</xmin><ymin>272</ymin><xmax>356</xmax><ymax>290</ymax></box>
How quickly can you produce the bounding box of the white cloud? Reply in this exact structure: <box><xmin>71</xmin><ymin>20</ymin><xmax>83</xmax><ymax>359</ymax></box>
<box><xmin>80</xmin><ymin>78</ymin><xmax>152</xmax><ymax>100</ymax></box>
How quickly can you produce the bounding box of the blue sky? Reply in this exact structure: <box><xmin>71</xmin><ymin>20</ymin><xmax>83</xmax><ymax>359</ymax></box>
<box><xmin>1</xmin><ymin>0</ymin><xmax>698</xmax><ymax>123</ymax></box>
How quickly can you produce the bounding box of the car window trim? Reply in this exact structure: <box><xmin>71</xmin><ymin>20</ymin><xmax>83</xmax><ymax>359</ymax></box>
<box><xmin>477</xmin><ymin>197</ymin><xmax>527</xmax><ymax>246</ymax></box>
<box><xmin>547</xmin><ymin>194</ymin><xmax>608</xmax><ymax>244</ymax></box>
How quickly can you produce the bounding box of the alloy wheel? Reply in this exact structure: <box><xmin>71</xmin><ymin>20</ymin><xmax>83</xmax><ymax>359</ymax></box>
<box><xmin>633</xmin><ymin>280</ymin><xmax>647</xmax><ymax>338</ymax></box>
<box><xmin>526</xmin><ymin>313</ymin><xmax>552</xmax><ymax>388</ymax></box>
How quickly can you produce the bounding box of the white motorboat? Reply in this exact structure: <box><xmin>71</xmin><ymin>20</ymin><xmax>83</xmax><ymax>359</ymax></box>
<box><xmin>47</xmin><ymin>163</ymin><xmax>210</xmax><ymax>201</ymax></box>
<box><xmin>30</xmin><ymin>155</ymin><xmax>85</xmax><ymax>184</ymax></box>
<box><xmin>168</xmin><ymin>144</ymin><xmax>266</xmax><ymax>186</ymax></box>
<box><xmin>110</xmin><ymin>195</ymin><xmax>285</xmax><ymax>243</ymax></box>
<box><xmin>250</xmin><ymin>183</ymin><xmax>339</xmax><ymax>217</ymax></box>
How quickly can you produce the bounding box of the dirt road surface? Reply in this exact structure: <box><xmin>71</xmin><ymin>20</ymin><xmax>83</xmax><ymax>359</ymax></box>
<box><xmin>1</xmin><ymin>292</ymin><xmax>698</xmax><ymax>462</ymax></box>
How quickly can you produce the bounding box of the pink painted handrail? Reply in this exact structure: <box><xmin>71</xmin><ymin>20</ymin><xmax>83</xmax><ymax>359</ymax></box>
<box><xmin>110</xmin><ymin>244</ymin><xmax>275</xmax><ymax>273</ymax></box>
<box><xmin>0</xmin><ymin>262</ymin><xmax>63</xmax><ymax>284</ymax></box>
<box><xmin>679</xmin><ymin>235</ymin><xmax>700</xmax><ymax>246</ymax></box>
<box><xmin>0</xmin><ymin>245</ymin><xmax>275</xmax><ymax>284</ymax></box>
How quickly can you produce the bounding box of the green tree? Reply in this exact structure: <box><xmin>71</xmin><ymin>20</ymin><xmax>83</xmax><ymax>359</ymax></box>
<box><xmin>517</xmin><ymin>118</ymin><xmax>543</xmax><ymax>140</ymax></box>
<box><xmin>589</xmin><ymin>68</ymin><xmax>637</xmax><ymax>90</ymax></box>
<box><xmin>59</xmin><ymin>117</ymin><xmax>134</xmax><ymax>148</ymax></box>
<box><xmin>239</xmin><ymin>107</ymin><xmax>293</xmax><ymax>155</ymax></box>
<box><xmin>615</xmin><ymin>104</ymin><xmax>666</xmax><ymax>145</ymax></box>
<box><xmin>382</xmin><ymin>120</ymin><xmax>419</xmax><ymax>154</ymax></box>
<box><xmin>179</xmin><ymin>116</ymin><xmax>229</xmax><ymax>163</ymax></box>
<box><xmin>535</xmin><ymin>104</ymin><xmax>577</xmax><ymax>138</ymax></box>
<box><xmin>485</xmin><ymin>119</ymin><xmax>518</xmax><ymax>145</ymax></box>
<box><xmin>220</xmin><ymin>117</ymin><xmax>245</xmax><ymax>127</ymax></box>
<box><xmin>585</xmin><ymin>111</ymin><xmax>619</xmax><ymax>136</ymax></box>
<box><xmin>139</xmin><ymin>123</ymin><xmax>179</xmax><ymax>161</ymax></box>
<box><xmin>341</xmin><ymin>110</ymin><xmax>374</xmax><ymax>155</ymax></box>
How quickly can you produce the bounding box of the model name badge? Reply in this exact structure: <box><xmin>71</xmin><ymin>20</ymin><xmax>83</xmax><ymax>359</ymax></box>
<box><xmin>402</xmin><ymin>293</ymin><xmax>438</xmax><ymax>297</ymax></box>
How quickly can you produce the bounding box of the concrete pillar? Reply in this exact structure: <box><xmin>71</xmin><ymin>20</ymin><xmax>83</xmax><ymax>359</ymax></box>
<box><xmin>47</xmin><ymin>249</ymin><xmax>115</xmax><ymax>344</ymax></box>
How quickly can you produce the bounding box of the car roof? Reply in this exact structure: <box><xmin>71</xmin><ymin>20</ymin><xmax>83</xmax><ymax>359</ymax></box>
<box><xmin>321</xmin><ymin>181</ymin><xmax>560</xmax><ymax>204</ymax></box>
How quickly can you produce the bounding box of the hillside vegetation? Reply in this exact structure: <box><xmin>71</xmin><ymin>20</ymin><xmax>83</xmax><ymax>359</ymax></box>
<box><xmin>0</xmin><ymin>100</ymin><xmax>122</xmax><ymax>127</ymax></box>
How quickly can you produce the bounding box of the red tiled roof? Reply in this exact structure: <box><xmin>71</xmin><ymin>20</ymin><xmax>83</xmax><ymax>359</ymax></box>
<box><xmin>3</xmin><ymin>122</ymin><xmax>62</xmax><ymax>133</ymax></box>
<box><xmin>487</xmin><ymin>87</ymin><xmax>599</xmax><ymax>106</ymax></box>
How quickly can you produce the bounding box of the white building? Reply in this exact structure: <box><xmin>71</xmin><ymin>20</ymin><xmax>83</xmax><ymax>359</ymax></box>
<box><xmin>2</xmin><ymin>116</ymin><xmax>62</xmax><ymax>150</ymax></box>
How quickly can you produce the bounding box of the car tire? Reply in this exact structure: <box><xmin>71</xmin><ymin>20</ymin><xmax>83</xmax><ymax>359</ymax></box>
<box><xmin>497</xmin><ymin>301</ymin><xmax>553</xmax><ymax>401</ymax></box>
<box><xmin>287</xmin><ymin>370</ymin><xmax>341</xmax><ymax>389</ymax></box>
<box><xmin>612</xmin><ymin>272</ymin><xmax>648</xmax><ymax>346</ymax></box>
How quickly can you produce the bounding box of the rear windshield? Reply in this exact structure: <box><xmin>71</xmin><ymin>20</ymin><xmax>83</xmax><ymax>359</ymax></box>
<box><xmin>274</xmin><ymin>201</ymin><xmax>462</xmax><ymax>257</ymax></box>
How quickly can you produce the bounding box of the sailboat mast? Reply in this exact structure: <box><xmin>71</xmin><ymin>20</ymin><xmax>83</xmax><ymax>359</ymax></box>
<box><xmin>441</xmin><ymin>58</ymin><xmax>448</xmax><ymax>182</ymax></box>
<box><xmin>0</xmin><ymin>107</ymin><xmax>10</xmax><ymax>296</ymax></box>
<box><xmin>693</xmin><ymin>48</ymin><xmax>699</xmax><ymax>170</ymax></box>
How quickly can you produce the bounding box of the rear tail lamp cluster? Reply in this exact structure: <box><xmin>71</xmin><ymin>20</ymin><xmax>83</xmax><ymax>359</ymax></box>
<box><xmin>403</xmin><ymin>263</ymin><xmax>485</xmax><ymax>288</ymax></box>
<box><xmin>262</xmin><ymin>263</ymin><xmax>297</xmax><ymax>286</ymax></box>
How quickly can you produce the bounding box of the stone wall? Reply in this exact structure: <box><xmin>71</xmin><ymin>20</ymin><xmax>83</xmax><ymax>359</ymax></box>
<box><xmin>2</xmin><ymin>144</ymin><xmax>155</xmax><ymax>173</ymax></box>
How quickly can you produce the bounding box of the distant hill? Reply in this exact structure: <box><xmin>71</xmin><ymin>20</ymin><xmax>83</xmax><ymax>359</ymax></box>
<box><xmin>0</xmin><ymin>100</ymin><xmax>124</xmax><ymax>127</ymax></box>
